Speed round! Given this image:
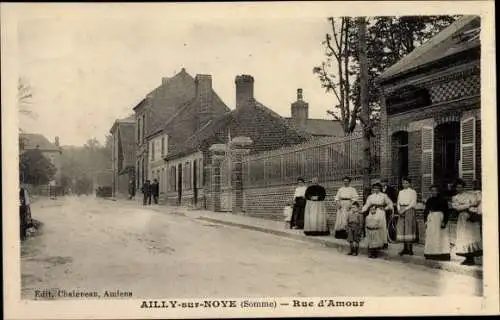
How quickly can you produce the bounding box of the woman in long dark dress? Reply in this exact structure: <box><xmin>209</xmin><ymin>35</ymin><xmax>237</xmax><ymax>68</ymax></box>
<box><xmin>423</xmin><ymin>185</ymin><xmax>451</xmax><ymax>261</ymax></box>
<box><xmin>303</xmin><ymin>177</ymin><xmax>330</xmax><ymax>236</ymax></box>
<box><xmin>291</xmin><ymin>177</ymin><xmax>307</xmax><ymax>229</ymax></box>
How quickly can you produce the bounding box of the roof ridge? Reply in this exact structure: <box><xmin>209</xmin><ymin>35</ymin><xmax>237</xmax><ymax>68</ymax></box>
<box><xmin>251</xmin><ymin>100</ymin><xmax>311</xmax><ymax>139</ymax></box>
<box><xmin>379</xmin><ymin>15</ymin><xmax>480</xmax><ymax>81</ymax></box>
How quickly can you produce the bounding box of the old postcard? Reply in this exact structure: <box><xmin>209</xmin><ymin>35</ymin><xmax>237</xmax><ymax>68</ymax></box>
<box><xmin>2</xmin><ymin>1</ymin><xmax>498</xmax><ymax>318</ymax></box>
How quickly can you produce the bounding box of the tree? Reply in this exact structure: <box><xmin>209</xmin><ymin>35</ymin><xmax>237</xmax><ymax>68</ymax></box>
<box><xmin>357</xmin><ymin>16</ymin><xmax>371</xmax><ymax>201</ymax></box>
<box><xmin>19</xmin><ymin>149</ymin><xmax>56</xmax><ymax>185</ymax></box>
<box><xmin>313</xmin><ymin>17</ymin><xmax>358</xmax><ymax>134</ymax></box>
<box><xmin>314</xmin><ymin>16</ymin><xmax>459</xmax><ymax>134</ymax></box>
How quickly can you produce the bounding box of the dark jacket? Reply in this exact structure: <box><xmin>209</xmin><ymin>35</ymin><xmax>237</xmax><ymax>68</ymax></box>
<box><xmin>151</xmin><ymin>182</ymin><xmax>159</xmax><ymax>196</ymax></box>
<box><xmin>382</xmin><ymin>185</ymin><xmax>397</xmax><ymax>204</ymax></box>
<box><xmin>141</xmin><ymin>183</ymin><xmax>151</xmax><ymax>195</ymax></box>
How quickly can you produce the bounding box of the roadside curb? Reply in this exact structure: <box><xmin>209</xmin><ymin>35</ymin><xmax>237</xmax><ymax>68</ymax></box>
<box><xmin>196</xmin><ymin>216</ymin><xmax>483</xmax><ymax>279</ymax></box>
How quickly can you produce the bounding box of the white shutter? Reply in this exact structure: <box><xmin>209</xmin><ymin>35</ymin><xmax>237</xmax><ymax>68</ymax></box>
<box><xmin>460</xmin><ymin>116</ymin><xmax>476</xmax><ymax>188</ymax></box>
<box><xmin>421</xmin><ymin>126</ymin><xmax>434</xmax><ymax>201</ymax></box>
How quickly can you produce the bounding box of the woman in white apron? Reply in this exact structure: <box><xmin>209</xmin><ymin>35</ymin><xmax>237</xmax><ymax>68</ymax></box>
<box><xmin>423</xmin><ymin>185</ymin><xmax>450</xmax><ymax>261</ymax></box>
<box><xmin>303</xmin><ymin>177</ymin><xmax>330</xmax><ymax>236</ymax></box>
<box><xmin>452</xmin><ymin>179</ymin><xmax>482</xmax><ymax>265</ymax></box>
<box><xmin>333</xmin><ymin>176</ymin><xmax>359</xmax><ymax>239</ymax></box>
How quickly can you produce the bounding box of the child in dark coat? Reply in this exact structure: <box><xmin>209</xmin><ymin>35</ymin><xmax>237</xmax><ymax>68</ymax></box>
<box><xmin>346</xmin><ymin>201</ymin><xmax>364</xmax><ymax>256</ymax></box>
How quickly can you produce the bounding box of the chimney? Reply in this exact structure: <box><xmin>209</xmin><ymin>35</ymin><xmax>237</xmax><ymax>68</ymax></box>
<box><xmin>235</xmin><ymin>75</ymin><xmax>254</xmax><ymax>108</ymax></box>
<box><xmin>161</xmin><ymin>77</ymin><xmax>169</xmax><ymax>85</ymax></box>
<box><xmin>54</xmin><ymin>136</ymin><xmax>60</xmax><ymax>147</ymax></box>
<box><xmin>291</xmin><ymin>88</ymin><xmax>309</xmax><ymax>128</ymax></box>
<box><xmin>195</xmin><ymin>74</ymin><xmax>213</xmax><ymax>129</ymax></box>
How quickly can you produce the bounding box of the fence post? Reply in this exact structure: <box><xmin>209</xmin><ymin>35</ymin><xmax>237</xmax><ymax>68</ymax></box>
<box><xmin>230</xmin><ymin>137</ymin><xmax>252</xmax><ymax>214</ymax></box>
<box><xmin>209</xmin><ymin>144</ymin><xmax>226</xmax><ymax>212</ymax></box>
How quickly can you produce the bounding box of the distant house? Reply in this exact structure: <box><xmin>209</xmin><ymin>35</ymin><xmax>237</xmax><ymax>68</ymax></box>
<box><xmin>19</xmin><ymin>133</ymin><xmax>62</xmax><ymax>184</ymax></box>
<box><xmin>164</xmin><ymin>75</ymin><xmax>335</xmax><ymax>207</ymax></box>
<box><xmin>284</xmin><ymin>88</ymin><xmax>346</xmax><ymax>138</ymax></box>
<box><xmin>377</xmin><ymin>15</ymin><xmax>481</xmax><ymax>200</ymax></box>
<box><xmin>133</xmin><ymin>68</ymin><xmax>229</xmax><ymax>201</ymax></box>
<box><xmin>109</xmin><ymin>115</ymin><xmax>136</xmax><ymax>197</ymax></box>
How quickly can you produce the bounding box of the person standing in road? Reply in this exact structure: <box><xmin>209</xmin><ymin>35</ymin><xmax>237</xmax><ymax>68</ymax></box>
<box><xmin>396</xmin><ymin>177</ymin><xmax>419</xmax><ymax>256</ymax></box>
<box><xmin>423</xmin><ymin>185</ymin><xmax>451</xmax><ymax>261</ymax></box>
<box><xmin>142</xmin><ymin>180</ymin><xmax>152</xmax><ymax>205</ymax></box>
<box><xmin>290</xmin><ymin>177</ymin><xmax>307</xmax><ymax>229</ymax></box>
<box><xmin>303</xmin><ymin>177</ymin><xmax>330</xmax><ymax>236</ymax></box>
<box><xmin>452</xmin><ymin>179</ymin><xmax>482</xmax><ymax>266</ymax></box>
<box><xmin>128</xmin><ymin>179</ymin><xmax>136</xmax><ymax>200</ymax></box>
<box><xmin>152</xmin><ymin>179</ymin><xmax>160</xmax><ymax>204</ymax></box>
<box><xmin>333</xmin><ymin>176</ymin><xmax>359</xmax><ymax>240</ymax></box>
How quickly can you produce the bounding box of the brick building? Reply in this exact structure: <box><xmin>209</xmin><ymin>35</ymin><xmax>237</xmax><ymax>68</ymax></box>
<box><xmin>133</xmin><ymin>68</ymin><xmax>230</xmax><ymax>201</ymax></box>
<box><xmin>109</xmin><ymin>115</ymin><xmax>136</xmax><ymax>197</ymax></box>
<box><xmin>377</xmin><ymin>15</ymin><xmax>481</xmax><ymax>201</ymax></box>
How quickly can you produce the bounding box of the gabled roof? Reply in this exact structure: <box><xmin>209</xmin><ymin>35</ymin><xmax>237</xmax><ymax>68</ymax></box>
<box><xmin>284</xmin><ymin>118</ymin><xmax>345</xmax><ymax>137</ymax></box>
<box><xmin>379</xmin><ymin>15</ymin><xmax>481</xmax><ymax>83</ymax></box>
<box><xmin>165</xmin><ymin>98</ymin><xmax>312</xmax><ymax>160</ymax></box>
<box><xmin>145</xmin><ymin>69</ymin><xmax>197</xmax><ymax>137</ymax></box>
<box><xmin>110</xmin><ymin>115</ymin><xmax>135</xmax><ymax>134</ymax></box>
<box><xmin>20</xmin><ymin>133</ymin><xmax>60</xmax><ymax>152</ymax></box>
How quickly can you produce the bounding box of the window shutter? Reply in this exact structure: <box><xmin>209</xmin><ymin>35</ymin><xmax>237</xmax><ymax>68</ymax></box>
<box><xmin>421</xmin><ymin>126</ymin><xmax>434</xmax><ymax>201</ymax></box>
<box><xmin>460</xmin><ymin>116</ymin><xmax>476</xmax><ymax>188</ymax></box>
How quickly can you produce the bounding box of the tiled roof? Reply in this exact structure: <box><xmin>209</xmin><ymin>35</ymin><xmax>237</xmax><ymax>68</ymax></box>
<box><xmin>145</xmin><ymin>69</ymin><xmax>197</xmax><ymax>137</ymax></box>
<box><xmin>379</xmin><ymin>15</ymin><xmax>480</xmax><ymax>82</ymax></box>
<box><xmin>284</xmin><ymin>118</ymin><xmax>345</xmax><ymax>137</ymax></box>
<box><xmin>165</xmin><ymin>99</ymin><xmax>312</xmax><ymax>160</ymax></box>
<box><xmin>20</xmin><ymin>133</ymin><xmax>60</xmax><ymax>152</ymax></box>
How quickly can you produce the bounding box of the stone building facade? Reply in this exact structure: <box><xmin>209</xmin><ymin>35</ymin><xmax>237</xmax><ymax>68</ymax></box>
<box><xmin>109</xmin><ymin>115</ymin><xmax>136</xmax><ymax>197</ymax></box>
<box><xmin>378</xmin><ymin>15</ymin><xmax>481</xmax><ymax>201</ymax></box>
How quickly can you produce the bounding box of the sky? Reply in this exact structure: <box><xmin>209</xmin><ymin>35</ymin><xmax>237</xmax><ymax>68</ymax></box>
<box><xmin>17</xmin><ymin>4</ymin><xmax>338</xmax><ymax>146</ymax></box>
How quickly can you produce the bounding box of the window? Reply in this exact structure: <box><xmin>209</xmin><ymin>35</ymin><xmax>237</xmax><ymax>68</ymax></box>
<box><xmin>137</xmin><ymin>118</ymin><xmax>141</xmax><ymax>144</ymax></box>
<box><xmin>184</xmin><ymin>162</ymin><xmax>192</xmax><ymax>190</ymax></box>
<box><xmin>161</xmin><ymin>137</ymin><xmax>165</xmax><ymax>156</ymax></box>
<box><xmin>391</xmin><ymin>131</ymin><xmax>409</xmax><ymax>188</ymax></box>
<box><xmin>150</xmin><ymin>142</ymin><xmax>154</xmax><ymax>161</ymax></box>
<box><xmin>142</xmin><ymin>114</ymin><xmax>146</xmax><ymax>144</ymax></box>
<box><xmin>170</xmin><ymin>166</ymin><xmax>177</xmax><ymax>191</ymax></box>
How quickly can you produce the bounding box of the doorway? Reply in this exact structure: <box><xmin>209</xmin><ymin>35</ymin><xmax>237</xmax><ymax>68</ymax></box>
<box><xmin>391</xmin><ymin>131</ymin><xmax>409</xmax><ymax>189</ymax></box>
<box><xmin>434</xmin><ymin>122</ymin><xmax>460</xmax><ymax>190</ymax></box>
<box><xmin>177</xmin><ymin>163</ymin><xmax>182</xmax><ymax>206</ymax></box>
<box><xmin>193</xmin><ymin>160</ymin><xmax>198</xmax><ymax>206</ymax></box>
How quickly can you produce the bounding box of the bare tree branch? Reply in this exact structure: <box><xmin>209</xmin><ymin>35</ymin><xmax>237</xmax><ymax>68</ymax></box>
<box><xmin>320</xmin><ymin>63</ymin><xmax>342</xmax><ymax>104</ymax></box>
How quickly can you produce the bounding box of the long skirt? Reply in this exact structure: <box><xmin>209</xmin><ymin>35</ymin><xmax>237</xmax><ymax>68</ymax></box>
<box><xmin>365</xmin><ymin>209</ymin><xmax>386</xmax><ymax>249</ymax></box>
<box><xmin>304</xmin><ymin>201</ymin><xmax>330</xmax><ymax>236</ymax></box>
<box><xmin>291</xmin><ymin>197</ymin><xmax>306</xmax><ymax>229</ymax></box>
<box><xmin>396</xmin><ymin>207</ymin><xmax>419</xmax><ymax>243</ymax></box>
<box><xmin>424</xmin><ymin>211</ymin><xmax>451</xmax><ymax>261</ymax></box>
<box><xmin>334</xmin><ymin>199</ymin><xmax>351</xmax><ymax>239</ymax></box>
<box><xmin>455</xmin><ymin>211</ymin><xmax>482</xmax><ymax>257</ymax></box>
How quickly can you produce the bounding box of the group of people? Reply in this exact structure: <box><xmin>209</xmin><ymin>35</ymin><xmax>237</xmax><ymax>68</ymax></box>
<box><xmin>139</xmin><ymin>179</ymin><xmax>160</xmax><ymax>205</ymax></box>
<box><xmin>289</xmin><ymin>176</ymin><xmax>483</xmax><ymax>265</ymax></box>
